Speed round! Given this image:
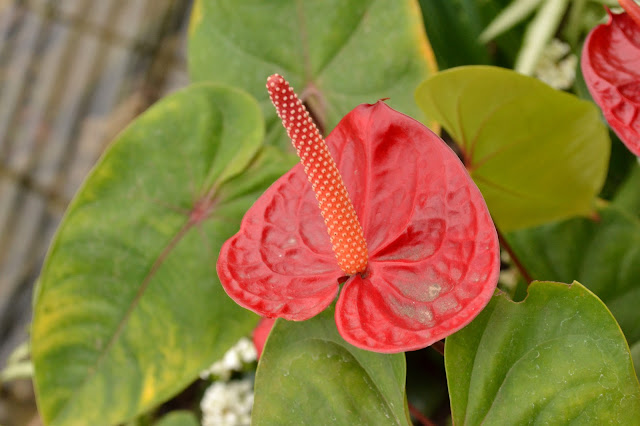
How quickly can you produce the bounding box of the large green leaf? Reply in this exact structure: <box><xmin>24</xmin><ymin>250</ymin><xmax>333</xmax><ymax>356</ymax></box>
<box><xmin>416</xmin><ymin>66</ymin><xmax>610</xmax><ymax>231</ymax></box>
<box><xmin>446</xmin><ymin>281</ymin><xmax>640</xmax><ymax>425</ymax></box>
<box><xmin>188</xmin><ymin>0</ymin><xmax>437</xmax><ymax>150</ymax></box>
<box><xmin>31</xmin><ymin>84</ymin><xmax>293</xmax><ymax>425</ymax></box>
<box><xmin>507</xmin><ymin>206</ymin><xmax>640</xmax><ymax>350</ymax></box>
<box><xmin>252</xmin><ymin>306</ymin><xmax>410</xmax><ymax>425</ymax></box>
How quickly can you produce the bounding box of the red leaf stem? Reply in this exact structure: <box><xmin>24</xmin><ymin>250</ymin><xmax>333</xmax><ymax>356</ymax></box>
<box><xmin>408</xmin><ymin>402</ymin><xmax>436</xmax><ymax>426</ymax></box>
<box><xmin>496</xmin><ymin>228</ymin><xmax>533</xmax><ymax>285</ymax></box>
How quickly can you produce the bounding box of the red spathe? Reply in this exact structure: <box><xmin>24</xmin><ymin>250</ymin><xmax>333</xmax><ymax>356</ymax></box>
<box><xmin>217</xmin><ymin>101</ymin><xmax>500</xmax><ymax>353</ymax></box>
<box><xmin>582</xmin><ymin>8</ymin><xmax>640</xmax><ymax>156</ymax></box>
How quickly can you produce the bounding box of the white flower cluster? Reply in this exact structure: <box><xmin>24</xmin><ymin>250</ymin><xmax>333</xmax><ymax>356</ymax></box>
<box><xmin>499</xmin><ymin>251</ymin><xmax>518</xmax><ymax>289</ymax></box>
<box><xmin>200</xmin><ymin>338</ymin><xmax>257</xmax><ymax>380</ymax></box>
<box><xmin>534</xmin><ymin>39</ymin><xmax>578</xmax><ymax>90</ymax></box>
<box><xmin>201</xmin><ymin>378</ymin><xmax>254</xmax><ymax>426</ymax></box>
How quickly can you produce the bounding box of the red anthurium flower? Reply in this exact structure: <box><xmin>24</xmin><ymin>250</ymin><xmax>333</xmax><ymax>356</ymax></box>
<box><xmin>217</xmin><ymin>75</ymin><xmax>500</xmax><ymax>353</ymax></box>
<box><xmin>581</xmin><ymin>0</ymin><xmax>640</xmax><ymax>156</ymax></box>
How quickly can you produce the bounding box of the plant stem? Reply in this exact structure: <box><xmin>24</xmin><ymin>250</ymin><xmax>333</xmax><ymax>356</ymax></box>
<box><xmin>431</xmin><ymin>340</ymin><xmax>445</xmax><ymax>356</ymax></box>
<box><xmin>496</xmin><ymin>227</ymin><xmax>534</xmax><ymax>285</ymax></box>
<box><xmin>408</xmin><ymin>402</ymin><xmax>436</xmax><ymax>426</ymax></box>
<box><xmin>564</xmin><ymin>0</ymin><xmax>587</xmax><ymax>46</ymax></box>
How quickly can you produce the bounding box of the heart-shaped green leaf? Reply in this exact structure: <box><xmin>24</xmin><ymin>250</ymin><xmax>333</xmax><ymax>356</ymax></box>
<box><xmin>507</xmin><ymin>206</ymin><xmax>640</xmax><ymax>354</ymax></box>
<box><xmin>252</xmin><ymin>306</ymin><xmax>410</xmax><ymax>425</ymax></box>
<box><xmin>446</xmin><ymin>281</ymin><xmax>640</xmax><ymax>425</ymax></box>
<box><xmin>188</xmin><ymin>0</ymin><xmax>437</xmax><ymax>150</ymax></box>
<box><xmin>415</xmin><ymin>66</ymin><xmax>610</xmax><ymax>231</ymax></box>
<box><xmin>31</xmin><ymin>84</ymin><xmax>293</xmax><ymax>425</ymax></box>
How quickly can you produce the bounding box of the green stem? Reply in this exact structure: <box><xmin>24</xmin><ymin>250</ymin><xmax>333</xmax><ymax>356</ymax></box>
<box><xmin>565</xmin><ymin>0</ymin><xmax>587</xmax><ymax>46</ymax></box>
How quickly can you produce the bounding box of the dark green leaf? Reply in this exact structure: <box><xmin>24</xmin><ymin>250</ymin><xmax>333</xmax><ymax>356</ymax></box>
<box><xmin>253</xmin><ymin>306</ymin><xmax>410</xmax><ymax>425</ymax></box>
<box><xmin>599</xmin><ymin>131</ymin><xmax>639</xmax><ymax>201</ymax></box>
<box><xmin>188</xmin><ymin>0</ymin><xmax>437</xmax><ymax>150</ymax></box>
<box><xmin>419</xmin><ymin>0</ymin><xmax>491</xmax><ymax>68</ymax></box>
<box><xmin>31</xmin><ymin>84</ymin><xmax>292</xmax><ymax>425</ymax></box>
<box><xmin>418</xmin><ymin>0</ymin><xmax>524</xmax><ymax>69</ymax></box>
<box><xmin>507</xmin><ymin>206</ymin><xmax>640</xmax><ymax>349</ymax></box>
<box><xmin>612</xmin><ymin>162</ymin><xmax>640</xmax><ymax>216</ymax></box>
<box><xmin>446</xmin><ymin>281</ymin><xmax>640</xmax><ymax>424</ymax></box>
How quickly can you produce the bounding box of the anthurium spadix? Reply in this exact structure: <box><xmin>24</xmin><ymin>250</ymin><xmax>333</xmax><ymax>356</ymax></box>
<box><xmin>581</xmin><ymin>0</ymin><xmax>640</xmax><ymax>156</ymax></box>
<box><xmin>217</xmin><ymin>75</ymin><xmax>500</xmax><ymax>353</ymax></box>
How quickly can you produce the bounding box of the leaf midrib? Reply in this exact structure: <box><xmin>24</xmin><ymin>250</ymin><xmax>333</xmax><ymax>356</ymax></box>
<box><xmin>50</xmin><ymin>218</ymin><xmax>196</xmax><ymax>424</ymax></box>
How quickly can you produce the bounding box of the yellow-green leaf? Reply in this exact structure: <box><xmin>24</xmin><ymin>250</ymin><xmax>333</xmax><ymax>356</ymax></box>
<box><xmin>416</xmin><ymin>66</ymin><xmax>610</xmax><ymax>231</ymax></box>
<box><xmin>32</xmin><ymin>84</ymin><xmax>292</xmax><ymax>425</ymax></box>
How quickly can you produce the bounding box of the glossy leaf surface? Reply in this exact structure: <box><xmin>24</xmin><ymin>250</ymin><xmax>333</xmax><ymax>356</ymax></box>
<box><xmin>582</xmin><ymin>7</ymin><xmax>640</xmax><ymax>155</ymax></box>
<box><xmin>31</xmin><ymin>85</ymin><xmax>292</xmax><ymax>425</ymax></box>
<box><xmin>188</xmin><ymin>0</ymin><xmax>437</xmax><ymax>149</ymax></box>
<box><xmin>252</xmin><ymin>306</ymin><xmax>410</xmax><ymax>425</ymax></box>
<box><xmin>507</xmin><ymin>206</ymin><xmax>640</xmax><ymax>352</ymax></box>
<box><xmin>218</xmin><ymin>101</ymin><xmax>500</xmax><ymax>353</ymax></box>
<box><xmin>446</xmin><ymin>281</ymin><xmax>640</xmax><ymax>425</ymax></box>
<box><xmin>416</xmin><ymin>66</ymin><xmax>610</xmax><ymax>231</ymax></box>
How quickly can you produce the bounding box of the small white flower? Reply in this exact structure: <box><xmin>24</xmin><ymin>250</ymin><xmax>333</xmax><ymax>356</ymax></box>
<box><xmin>499</xmin><ymin>251</ymin><xmax>518</xmax><ymax>288</ymax></box>
<box><xmin>534</xmin><ymin>39</ymin><xmax>578</xmax><ymax>90</ymax></box>
<box><xmin>201</xmin><ymin>378</ymin><xmax>254</xmax><ymax>426</ymax></box>
<box><xmin>200</xmin><ymin>338</ymin><xmax>257</xmax><ymax>380</ymax></box>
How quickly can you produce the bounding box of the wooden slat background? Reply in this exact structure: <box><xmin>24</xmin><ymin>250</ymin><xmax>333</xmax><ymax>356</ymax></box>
<box><xmin>0</xmin><ymin>1</ymin><xmax>192</xmax><ymax>422</ymax></box>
